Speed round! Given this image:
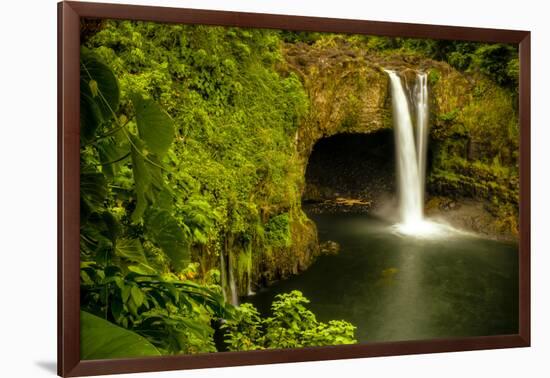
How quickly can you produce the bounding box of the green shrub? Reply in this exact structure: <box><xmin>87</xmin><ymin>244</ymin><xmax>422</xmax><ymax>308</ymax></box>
<box><xmin>222</xmin><ymin>291</ymin><xmax>356</xmax><ymax>350</ymax></box>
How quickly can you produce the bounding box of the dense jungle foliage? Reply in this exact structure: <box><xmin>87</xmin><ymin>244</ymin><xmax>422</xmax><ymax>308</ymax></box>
<box><xmin>79</xmin><ymin>19</ymin><xmax>518</xmax><ymax>358</ymax></box>
<box><xmin>283</xmin><ymin>31</ymin><xmax>519</xmax><ymax>90</ymax></box>
<box><xmin>79</xmin><ymin>20</ymin><xmax>355</xmax><ymax>358</ymax></box>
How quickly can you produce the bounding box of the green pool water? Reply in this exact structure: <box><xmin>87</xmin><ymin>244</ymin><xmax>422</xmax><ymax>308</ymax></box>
<box><xmin>246</xmin><ymin>213</ymin><xmax>519</xmax><ymax>343</ymax></box>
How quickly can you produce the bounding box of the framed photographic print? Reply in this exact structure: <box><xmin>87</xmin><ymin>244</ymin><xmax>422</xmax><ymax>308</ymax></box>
<box><xmin>58</xmin><ymin>1</ymin><xmax>530</xmax><ymax>376</ymax></box>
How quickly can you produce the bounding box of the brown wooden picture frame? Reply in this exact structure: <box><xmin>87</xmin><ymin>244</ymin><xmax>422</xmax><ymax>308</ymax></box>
<box><xmin>58</xmin><ymin>1</ymin><xmax>531</xmax><ymax>376</ymax></box>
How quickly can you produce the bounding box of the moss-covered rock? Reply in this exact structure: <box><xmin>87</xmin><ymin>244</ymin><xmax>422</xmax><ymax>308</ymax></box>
<box><xmin>427</xmin><ymin>61</ymin><xmax>519</xmax><ymax>238</ymax></box>
<box><xmin>219</xmin><ymin>37</ymin><xmax>520</xmax><ymax>294</ymax></box>
<box><xmin>283</xmin><ymin>37</ymin><xmax>519</xmax><ymax>239</ymax></box>
<box><xmin>258</xmin><ymin>209</ymin><xmax>319</xmax><ymax>286</ymax></box>
<box><xmin>282</xmin><ymin>41</ymin><xmax>392</xmax><ymax>160</ymax></box>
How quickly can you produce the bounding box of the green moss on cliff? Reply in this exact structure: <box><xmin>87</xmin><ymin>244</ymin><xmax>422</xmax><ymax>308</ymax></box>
<box><xmin>259</xmin><ymin>208</ymin><xmax>319</xmax><ymax>284</ymax></box>
<box><xmin>428</xmin><ymin>64</ymin><xmax>519</xmax><ymax>236</ymax></box>
<box><xmin>283</xmin><ymin>36</ymin><xmax>519</xmax><ymax>237</ymax></box>
<box><xmin>282</xmin><ymin>40</ymin><xmax>392</xmax><ymax>159</ymax></box>
<box><xmin>84</xmin><ymin>20</ymin><xmax>321</xmax><ymax>297</ymax></box>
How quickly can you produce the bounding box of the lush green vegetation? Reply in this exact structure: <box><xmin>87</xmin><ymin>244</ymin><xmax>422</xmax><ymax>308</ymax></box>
<box><xmin>370</xmin><ymin>38</ymin><xmax>518</xmax><ymax>89</ymax></box>
<box><xmin>282</xmin><ymin>32</ymin><xmax>519</xmax><ymax>235</ymax></box>
<box><xmin>79</xmin><ymin>20</ymin><xmax>354</xmax><ymax>358</ymax></box>
<box><xmin>285</xmin><ymin>32</ymin><xmax>519</xmax><ymax>90</ymax></box>
<box><xmin>222</xmin><ymin>291</ymin><xmax>356</xmax><ymax>350</ymax></box>
<box><xmin>79</xmin><ymin>19</ymin><xmax>519</xmax><ymax>358</ymax></box>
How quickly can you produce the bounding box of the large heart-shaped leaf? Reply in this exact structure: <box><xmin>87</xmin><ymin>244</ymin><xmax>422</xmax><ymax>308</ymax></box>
<box><xmin>80</xmin><ymin>92</ymin><xmax>104</xmax><ymax>143</ymax></box>
<box><xmin>80</xmin><ymin>49</ymin><xmax>120</xmax><ymax>143</ymax></box>
<box><xmin>80</xmin><ymin>171</ymin><xmax>108</xmax><ymax>211</ymax></box>
<box><xmin>130</xmin><ymin>135</ymin><xmax>153</xmax><ymax>222</ymax></box>
<box><xmin>145</xmin><ymin>208</ymin><xmax>190</xmax><ymax>270</ymax></box>
<box><xmin>80</xmin><ymin>310</ymin><xmax>160</xmax><ymax>360</ymax></box>
<box><xmin>132</xmin><ymin>95</ymin><xmax>174</xmax><ymax>157</ymax></box>
<box><xmin>97</xmin><ymin>135</ymin><xmax>130</xmax><ymax>178</ymax></box>
<box><xmin>115</xmin><ymin>238</ymin><xmax>147</xmax><ymax>265</ymax></box>
<box><xmin>81</xmin><ymin>49</ymin><xmax>120</xmax><ymax>120</ymax></box>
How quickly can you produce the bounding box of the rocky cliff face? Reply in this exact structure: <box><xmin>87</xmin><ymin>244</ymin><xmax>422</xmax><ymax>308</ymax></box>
<box><xmin>427</xmin><ymin>63</ymin><xmax>519</xmax><ymax>239</ymax></box>
<box><xmin>283</xmin><ymin>41</ymin><xmax>392</xmax><ymax>159</ymax></box>
<box><xmin>234</xmin><ymin>39</ymin><xmax>519</xmax><ymax>294</ymax></box>
<box><xmin>281</xmin><ymin>39</ymin><xmax>519</xmax><ymax>239</ymax></box>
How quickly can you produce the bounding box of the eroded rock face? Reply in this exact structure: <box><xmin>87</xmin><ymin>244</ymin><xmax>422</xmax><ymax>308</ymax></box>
<box><xmin>257</xmin><ymin>213</ymin><xmax>320</xmax><ymax>288</ymax></box>
<box><xmin>282</xmin><ymin>40</ymin><xmax>519</xmax><ymax>239</ymax></box>
<box><xmin>251</xmin><ymin>40</ymin><xmax>519</xmax><ymax>294</ymax></box>
<box><xmin>283</xmin><ymin>42</ymin><xmax>393</xmax><ymax>159</ymax></box>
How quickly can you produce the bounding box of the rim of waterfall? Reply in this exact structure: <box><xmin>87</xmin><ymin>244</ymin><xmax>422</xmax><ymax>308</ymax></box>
<box><xmin>384</xmin><ymin>69</ymin><xmax>461</xmax><ymax>238</ymax></box>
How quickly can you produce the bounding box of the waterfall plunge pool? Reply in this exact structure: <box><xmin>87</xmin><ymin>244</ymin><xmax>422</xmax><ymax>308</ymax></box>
<box><xmin>245</xmin><ymin>69</ymin><xmax>518</xmax><ymax>344</ymax></box>
<box><xmin>245</xmin><ymin>212</ymin><xmax>519</xmax><ymax>343</ymax></box>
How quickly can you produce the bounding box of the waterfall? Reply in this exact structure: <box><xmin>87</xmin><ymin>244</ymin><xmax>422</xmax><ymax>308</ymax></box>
<box><xmin>385</xmin><ymin>70</ymin><xmax>424</xmax><ymax>224</ymax></box>
<box><xmin>415</xmin><ymin>72</ymin><xmax>429</xmax><ymax>209</ymax></box>
<box><xmin>228</xmin><ymin>252</ymin><xmax>239</xmax><ymax>306</ymax></box>
<box><xmin>220</xmin><ymin>249</ymin><xmax>238</xmax><ymax>305</ymax></box>
<box><xmin>219</xmin><ymin>251</ymin><xmax>227</xmax><ymax>303</ymax></box>
<box><xmin>385</xmin><ymin>69</ymin><xmax>440</xmax><ymax>236</ymax></box>
<box><xmin>246</xmin><ymin>250</ymin><xmax>255</xmax><ymax>296</ymax></box>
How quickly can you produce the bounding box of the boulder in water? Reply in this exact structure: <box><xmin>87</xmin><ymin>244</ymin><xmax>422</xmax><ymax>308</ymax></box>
<box><xmin>320</xmin><ymin>240</ymin><xmax>341</xmax><ymax>255</ymax></box>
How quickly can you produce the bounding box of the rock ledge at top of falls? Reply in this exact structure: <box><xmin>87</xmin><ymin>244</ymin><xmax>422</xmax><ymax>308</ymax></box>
<box><xmin>280</xmin><ymin>39</ymin><xmax>517</xmax><ymax>161</ymax></box>
<box><xmin>282</xmin><ymin>39</ymin><xmax>520</xmax><ymax>240</ymax></box>
<box><xmin>282</xmin><ymin>41</ymin><xmax>391</xmax><ymax>158</ymax></box>
<box><xmin>281</xmin><ymin>40</ymin><xmax>446</xmax><ymax>158</ymax></box>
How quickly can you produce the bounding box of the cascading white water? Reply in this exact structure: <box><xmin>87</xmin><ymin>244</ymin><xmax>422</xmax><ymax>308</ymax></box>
<box><xmin>228</xmin><ymin>253</ymin><xmax>239</xmax><ymax>306</ymax></box>
<box><xmin>246</xmin><ymin>250</ymin><xmax>255</xmax><ymax>296</ymax></box>
<box><xmin>220</xmin><ymin>250</ymin><xmax>239</xmax><ymax>305</ymax></box>
<box><xmin>385</xmin><ymin>70</ymin><xmax>423</xmax><ymax>225</ymax></box>
<box><xmin>385</xmin><ymin>69</ymin><xmax>445</xmax><ymax>237</ymax></box>
<box><xmin>415</xmin><ymin>72</ymin><xmax>429</xmax><ymax>209</ymax></box>
<box><xmin>219</xmin><ymin>251</ymin><xmax>228</xmax><ymax>302</ymax></box>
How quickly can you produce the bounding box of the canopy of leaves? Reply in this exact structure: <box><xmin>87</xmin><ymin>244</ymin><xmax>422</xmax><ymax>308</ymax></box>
<box><xmin>84</xmin><ymin>20</ymin><xmax>309</xmax><ymax>259</ymax></box>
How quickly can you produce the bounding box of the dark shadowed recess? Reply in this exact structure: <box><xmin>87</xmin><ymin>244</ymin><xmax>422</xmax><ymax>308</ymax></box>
<box><xmin>304</xmin><ymin>131</ymin><xmax>395</xmax><ymax>206</ymax></box>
